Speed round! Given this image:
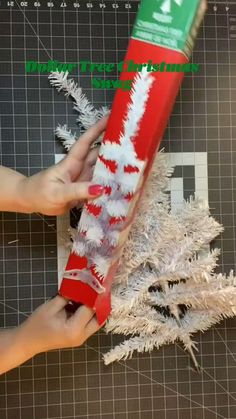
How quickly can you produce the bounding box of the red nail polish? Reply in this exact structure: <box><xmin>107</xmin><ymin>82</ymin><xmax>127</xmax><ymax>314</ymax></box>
<box><xmin>88</xmin><ymin>185</ymin><xmax>104</xmax><ymax>196</ymax></box>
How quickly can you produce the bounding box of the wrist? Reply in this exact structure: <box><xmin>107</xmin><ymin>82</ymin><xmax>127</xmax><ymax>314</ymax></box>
<box><xmin>0</xmin><ymin>166</ymin><xmax>35</xmax><ymax>214</ymax></box>
<box><xmin>15</xmin><ymin>321</ymin><xmax>40</xmax><ymax>359</ymax></box>
<box><xmin>16</xmin><ymin>177</ymin><xmax>35</xmax><ymax>214</ymax></box>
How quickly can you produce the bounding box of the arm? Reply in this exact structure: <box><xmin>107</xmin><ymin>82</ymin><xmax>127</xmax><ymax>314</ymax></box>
<box><xmin>0</xmin><ymin>328</ymin><xmax>33</xmax><ymax>374</ymax></box>
<box><xmin>0</xmin><ymin>296</ymin><xmax>103</xmax><ymax>375</ymax></box>
<box><xmin>0</xmin><ymin>166</ymin><xmax>29</xmax><ymax>213</ymax></box>
<box><xmin>0</xmin><ymin>117</ymin><xmax>108</xmax><ymax>374</ymax></box>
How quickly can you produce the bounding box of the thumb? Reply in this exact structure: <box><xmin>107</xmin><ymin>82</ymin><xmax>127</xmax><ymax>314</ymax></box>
<box><xmin>59</xmin><ymin>182</ymin><xmax>105</xmax><ymax>203</ymax></box>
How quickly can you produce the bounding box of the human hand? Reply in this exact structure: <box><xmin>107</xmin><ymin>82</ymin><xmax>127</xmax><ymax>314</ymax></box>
<box><xmin>18</xmin><ymin>115</ymin><xmax>109</xmax><ymax>215</ymax></box>
<box><xmin>16</xmin><ymin>295</ymin><xmax>103</xmax><ymax>358</ymax></box>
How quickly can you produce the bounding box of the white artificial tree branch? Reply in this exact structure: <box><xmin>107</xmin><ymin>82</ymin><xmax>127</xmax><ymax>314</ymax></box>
<box><xmin>55</xmin><ymin>124</ymin><xmax>77</xmax><ymax>151</ymax></box>
<box><xmin>49</xmin><ymin>73</ymin><xmax>236</xmax><ymax>368</ymax></box>
<box><xmin>49</xmin><ymin>71</ymin><xmax>109</xmax><ymax>131</ymax></box>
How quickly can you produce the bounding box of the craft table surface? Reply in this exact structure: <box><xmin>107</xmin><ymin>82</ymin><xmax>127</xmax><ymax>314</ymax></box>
<box><xmin>0</xmin><ymin>1</ymin><xmax>236</xmax><ymax>418</ymax></box>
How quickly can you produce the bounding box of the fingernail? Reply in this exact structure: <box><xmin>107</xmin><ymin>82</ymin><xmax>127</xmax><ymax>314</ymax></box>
<box><xmin>88</xmin><ymin>184</ymin><xmax>104</xmax><ymax>196</ymax></box>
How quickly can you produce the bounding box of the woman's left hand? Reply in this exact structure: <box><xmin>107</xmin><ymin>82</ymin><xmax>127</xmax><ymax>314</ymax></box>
<box><xmin>19</xmin><ymin>115</ymin><xmax>108</xmax><ymax>215</ymax></box>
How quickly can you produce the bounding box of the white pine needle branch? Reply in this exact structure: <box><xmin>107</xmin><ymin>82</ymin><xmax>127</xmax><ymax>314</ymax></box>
<box><xmin>49</xmin><ymin>71</ymin><xmax>109</xmax><ymax>130</ymax></box>
<box><xmin>55</xmin><ymin>124</ymin><xmax>77</xmax><ymax>151</ymax></box>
